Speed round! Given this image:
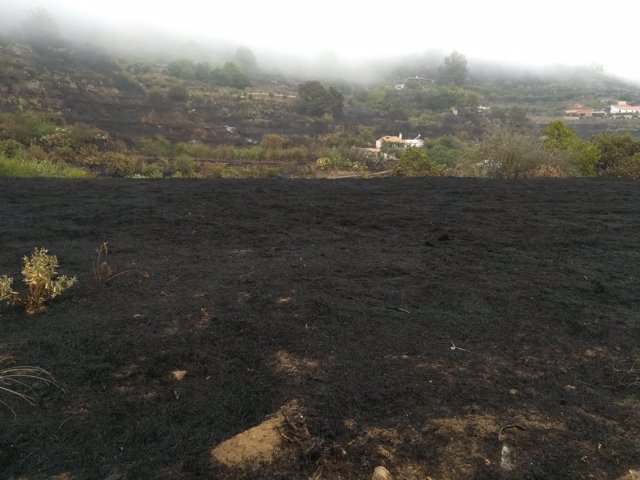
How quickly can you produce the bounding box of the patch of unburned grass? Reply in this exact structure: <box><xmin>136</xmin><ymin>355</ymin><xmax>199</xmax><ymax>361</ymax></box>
<box><xmin>0</xmin><ymin>155</ymin><xmax>92</xmax><ymax>178</ymax></box>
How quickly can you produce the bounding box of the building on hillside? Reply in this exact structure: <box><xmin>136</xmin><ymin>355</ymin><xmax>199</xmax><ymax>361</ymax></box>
<box><xmin>375</xmin><ymin>133</ymin><xmax>424</xmax><ymax>149</ymax></box>
<box><xmin>564</xmin><ymin>104</ymin><xmax>594</xmax><ymax>118</ymax></box>
<box><xmin>610</xmin><ymin>101</ymin><xmax>640</xmax><ymax>115</ymax></box>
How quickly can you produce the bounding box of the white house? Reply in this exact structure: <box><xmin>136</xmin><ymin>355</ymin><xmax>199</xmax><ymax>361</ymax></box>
<box><xmin>610</xmin><ymin>101</ymin><xmax>640</xmax><ymax>115</ymax></box>
<box><xmin>375</xmin><ymin>134</ymin><xmax>424</xmax><ymax>149</ymax></box>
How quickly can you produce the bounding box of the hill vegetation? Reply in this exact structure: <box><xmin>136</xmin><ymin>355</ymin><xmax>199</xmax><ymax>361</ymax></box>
<box><xmin>1</xmin><ymin>17</ymin><xmax>640</xmax><ymax>179</ymax></box>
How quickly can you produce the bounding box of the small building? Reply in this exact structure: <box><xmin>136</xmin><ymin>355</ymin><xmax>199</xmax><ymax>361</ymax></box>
<box><xmin>564</xmin><ymin>104</ymin><xmax>594</xmax><ymax>118</ymax></box>
<box><xmin>375</xmin><ymin>133</ymin><xmax>424</xmax><ymax>149</ymax></box>
<box><xmin>610</xmin><ymin>101</ymin><xmax>640</xmax><ymax>115</ymax></box>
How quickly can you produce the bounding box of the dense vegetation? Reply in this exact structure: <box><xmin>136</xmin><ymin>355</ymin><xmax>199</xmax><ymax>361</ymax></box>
<box><xmin>1</xmin><ymin>17</ymin><xmax>640</xmax><ymax>179</ymax></box>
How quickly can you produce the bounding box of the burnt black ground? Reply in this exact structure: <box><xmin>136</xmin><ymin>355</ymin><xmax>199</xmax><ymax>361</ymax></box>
<box><xmin>1</xmin><ymin>178</ymin><xmax>639</xmax><ymax>480</ymax></box>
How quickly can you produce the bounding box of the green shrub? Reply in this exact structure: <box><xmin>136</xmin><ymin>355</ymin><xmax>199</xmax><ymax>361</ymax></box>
<box><xmin>138</xmin><ymin>136</ymin><xmax>172</xmax><ymax>157</ymax></box>
<box><xmin>171</xmin><ymin>154</ymin><xmax>196</xmax><ymax>177</ymax></box>
<box><xmin>260</xmin><ymin>134</ymin><xmax>288</xmax><ymax>150</ymax></box>
<box><xmin>605</xmin><ymin>153</ymin><xmax>640</xmax><ymax>179</ymax></box>
<box><xmin>0</xmin><ymin>155</ymin><xmax>91</xmax><ymax>178</ymax></box>
<box><xmin>315</xmin><ymin>149</ymin><xmax>365</xmax><ymax>171</ymax></box>
<box><xmin>99</xmin><ymin>152</ymin><xmax>139</xmax><ymax>177</ymax></box>
<box><xmin>167</xmin><ymin>85</ymin><xmax>188</xmax><ymax>102</ymax></box>
<box><xmin>0</xmin><ymin>139</ymin><xmax>24</xmax><ymax>158</ymax></box>
<box><xmin>141</xmin><ymin>158</ymin><xmax>169</xmax><ymax>178</ymax></box>
<box><xmin>0</xmin><ymin>247</ymin><xmax>76</xmax><ymax>314</ymax></box>
<box><xmin>0</xmin><ymin>111</ymin><xmax>61</xmax><ymax>144</ymax></box>
<box><xmin>541</xmin><ymin>121</ymin><xmax>599</xmax><ymax>176</ymax></box>
<box><xmin>174</xmin><ymin>141</ymin><xmax>212</xmax><ymax>158</ymax></box>
<box><xmin>458</xmin><ymin>126</ymin><xmax>573</xmax><ymax>178</ymax></box>
<box><xmin>592</xmin><ymin>133</ymin><xmax>640</xmax><ymax>175</ymax></box>
<box><xmin>394</xmin><ymin>148</ymin><xmax>446</xmax><ymax>177</ymax></box>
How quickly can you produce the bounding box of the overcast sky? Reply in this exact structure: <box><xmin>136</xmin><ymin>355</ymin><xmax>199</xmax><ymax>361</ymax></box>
<box><xmin>3</xmin><ymin>0</ymin><xmax>640</xmax><ymax>81</ymax></box>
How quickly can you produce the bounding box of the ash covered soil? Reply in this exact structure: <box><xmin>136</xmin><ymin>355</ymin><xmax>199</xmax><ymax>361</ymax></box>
<box><xmin>1</xmin><ymin>178</ymin><xmax>639</xmax><ymax>480</ymax></box>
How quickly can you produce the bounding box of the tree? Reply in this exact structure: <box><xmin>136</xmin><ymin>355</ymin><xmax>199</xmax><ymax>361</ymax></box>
<box><xmin>438</xmin><ymin>51</ymin><xmax>468</xmax><ymax>86</ymax></box>
<box><xmin>459</xmin><ymin>125</ymin><xmax>574</xmax><ymax>178</ymax></box>
<box><xmin>327</xmin><ymin>87</ymin><xmax>344</xmax><ymax>117</ymax></box>
<box><xmin>606</xmin><ymin>153</ymin><xmax>640</xmax><ymax>179</ymax></box>
<box><xmin>235</xmin><ymin>47</ymin><xmax>257</xmax><ymax>72</ymax></box>
<box><xmin>260</xmin><ymin>134</ymin><xmax>287</xmax><ymax>150</ymax></box>
<box><xmin>297</xmin><ymin>81</ymin><xmax>344</xmax><ymax>117</ymax></box>
<box><xmin>220</xmin><ymin>62</ymin><xmax>251</xmax><ymax>89</ymax></box>
<box><xmin>541</xmin><ymin>121</ymin><xmax>600</xmax><ymax>176</ymax></box>
<box><xmin>167</xmin><ymin>59</ymin><xmax>196</xmax><ymax>80</ymax></box>
<box><xmin>592</xmin><ymin>133</ymin><xmax>640</xmax><ymax>175</ymax></box>
<box><xmin>394</xmin><ymin>148</ymin><xmax>445</xmax><ymax>177</ymax></box>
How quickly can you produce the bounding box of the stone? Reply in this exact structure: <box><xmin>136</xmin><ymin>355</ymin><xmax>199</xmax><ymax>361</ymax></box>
<box><xmin>372</xmin><ymin>466</ymin><xmax>394</xmax><ymax>480</ymax></box>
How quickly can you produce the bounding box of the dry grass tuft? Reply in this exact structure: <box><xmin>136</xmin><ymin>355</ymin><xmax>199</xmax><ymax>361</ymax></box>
<box><xmin>93</xmin><ymin>241</ymin><xmax>113</xmax><ymax>284</ymax></box>
<box><xmin>0</xmin><ymin>356</ymin><xmax>61</xmax><ymax>417</ymax></box>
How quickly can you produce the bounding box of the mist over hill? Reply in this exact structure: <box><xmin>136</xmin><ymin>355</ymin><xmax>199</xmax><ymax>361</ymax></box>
<box><xmin>1</xmin><ymin>4</ymin><xmax>640</xmax><ymax>180</ymax></box>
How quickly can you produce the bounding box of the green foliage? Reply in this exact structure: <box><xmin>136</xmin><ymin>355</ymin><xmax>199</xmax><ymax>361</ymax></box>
<box><xmin>171</xmin><ymin>154</ymin><xmax>196</xmax><ymax>177</ymax></box>
<box><xmin>167</xmin><ymin>59</ymin><xmax>197</xmax><ymax>79</ymax></box>
<box><xmin>0</xmin><ymin>139</ymin><xmax>25</xmax><ymax>158</ymax></box>
<box><xmin>167</xmin><ymin>85</ymin><xmax>188</xmax><ymax>102</ymax></box>
<box><xmin>260</xmin><ymin>134</ymin><xmax>288</xmax><ymax>150</ymax></box>
<box><xmin>174</xmin><ymin>141</ymin><xmax>211</xmax><ymax>158</ymax></box>
<box><xmin>98</xmin><ymin>152</ymin><xmax>139</xmax><ymax>177</ymax></box>
<box><xmin>166</xmin><ymin>59</ymin><xmax>251</xmax><ymax>89</ymax></box>
<box><xmin>126</xmin><ymin>62</ymin><xmax>153</xmax><ymax>75</ymax></box>
<box><xmin>141</xmin><ymin>158</ymin><xmax>169</xmax><ymax>178</ymax></box>
<box><xmin>206</xmin><ymin>145</ymin><xmax>308</xmax><ymax>163</ymax></box>
<box><xmin>314</xmin><ymin>148</ymin><xmax>365</xmax><ymax>171</ymax></box>
<box><xmin>40</xmin><ymin>127</ymin><xmax>71</xmax><ymax>148</ymax></box>
<box><xmin>425</xmin><ymin>136</ymin><xmax>464</xmax><ymax>167</ymax></box>
<box><xmin>489</xmin><ymin>106</ymin><xmax>530</xmax><ymax>129</ymax></box>
<box><xmin>459</xmin><ymin>126</ymin><xmax>574</xmax><ymax>178</ymax></box>
<box><xmin>0</xmin><ymin>247</ymin><xmax>76</xmax><ymax>314</ymax></box>
<box><xmin>0</xmin><ymin>111</ymin><xmax>61</xmax><ymax>144</ymax></box>
<box><xmin>0</xmin><ymin>155</ymin><xmax>91</xmax><ymax>178</ymax></box>
<box><xmin>297</xmin><ymin>81</ymin><xmax>344</xmax><ymax>117</ymax></box>
<box><xmin>605</xmin><ymin>153</ymin><xmax>640</xmax><ymax>179</ymax></box>
<box><xmin>217</xmin><ymin>62</ymin><xmax>251</xmax><ymax>89</ymax></box>
<box><xmin>394</xmin><ymin>148</ymin><xmax>446</xmax><ymax>177</ymax></box>
<box><xmin>541</xmin><ymin>121</ymin><xmax>600</xmax><ymax>176</ymax></box>
<box><xmin>592</xmin><ymin>133</ymin><xmax>640</xmax><ymax>175</ymax></box>
<box><xmin>541</xmin><ymin>121</ymin><xmax>576</xmax><ymax>147</ymax></box>
<box><xmin>138</xmin><ymin>136</ymin><xmax>173</xmax><ymax>157</ymax></box>
<box><xmin>68</xmin><ymin>124</ymin><xmax>109</xmax><ymax>150</ymax></box>
<box><xmin>439</xmin><ymin>51</ymin><xmax>468</xmax><ymax>86</ymax></box>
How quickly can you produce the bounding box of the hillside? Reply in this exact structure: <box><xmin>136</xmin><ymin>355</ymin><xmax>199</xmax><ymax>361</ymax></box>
<box><xmin>3</xmin><ymin>38</ymin><xmax>640</xmax><ymax>148</ymax></box>
<box><xmin>2</xmin><ymin>37</ymin><xmax>640</xmax><ymax>180</ymax></box>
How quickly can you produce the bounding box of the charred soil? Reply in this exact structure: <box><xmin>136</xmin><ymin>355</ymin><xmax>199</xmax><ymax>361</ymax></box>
<box><xmin>1</xmin><ymin>178</ymin><xmax>639</xmax><ymax>479</ymax></box>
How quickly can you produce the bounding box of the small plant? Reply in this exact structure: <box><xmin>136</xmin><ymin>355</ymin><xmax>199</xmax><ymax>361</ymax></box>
<box><xmin>93</xmin><ymin>241</ymin><xmax>112</xmax><ymax>283</ymax></box>
<box><xmin>93</xmin><ymin>242</ymin><xmax>149</xmax><ymax>285</ymax></box>
<box><xmin>0</xmin><ymin>356</ymin><xmax>60</xmax><ymax>417</ymax></box>
<box><xmin>0</xmin><ymin>247</ymin><xmax>77</xmax><ymax>314</ymax></box>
